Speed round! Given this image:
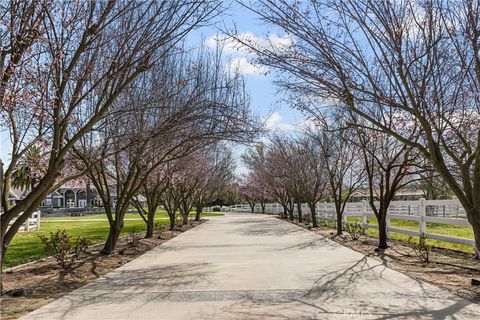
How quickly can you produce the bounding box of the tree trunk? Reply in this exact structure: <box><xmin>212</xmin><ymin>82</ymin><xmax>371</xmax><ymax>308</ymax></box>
<box><xmin>288</xmin><ymin>201</ymin><xmax>294</xmax><ymax>221</ymax></box>
<box><xmin>0</xmin><ymin>232</ymin><xmax>4</xmax><ymax>295</ymax></box>
<box><xmin>296</xmin><ymin>201</ymin><xmax>303</xmax><ymax>223</ymax></box>
<box><xmin>336</xmin><ymin>211</ymin><xmax>343</xmax><ymax>235</ymax></box>
<box><xmin>182</xmin><ymin>212</ymin><xmax>189</xmax><ymax>225</ymax></box>
<box><xmin>2</xmin><ymin>206</ymin><xmax>39</xmax><ymax>264</ymax></box>
<box><xmin>261</xmin><ymin>202</ymin><xmax>265</xmax><ymax>214</ymax></box>
<box><xmin>195</xmin><ymin>206</ymin><xmax>203</xmax><ymax>221</ymax></box>
<box><xmin>309</xmin><ymin>204</ymin><xmax>318</xmax><ymax>227</ymax></box>
<box><xmin>249</xmin><ymin>202</ymin><xmax>255</xmax><ymax>213</ymax></box>
<box><xmin>101</xmin><ymin>223</ymin><xmax>122</xmax><ymax>254</ymax></box>
<box><xmin>466</xmin><ymin>208</ymin><xmax>480</xmax><ymax>259</ymax></box>
<box><xmin>474</xmin><ymin>229</ymin><xmax>480</xmax><ymax>259</ymax></box>
<box><xmin>168</xmin><ymin>212</ymin><xmax>175</xmax><ymax>230</ymax></box>
<box><xmin>1</xmin><ymin>182</ymin><xmax>53</xmax><ymax>265</ymax></box>
<box><xmin>377</xmin><ymin>214</ymin><xmax>389</xmax><ymax>250</ymax></box>
<box><xmin>282</xmin><ymin>205</ymin><xmax>288</xmax><ymax>219</ymax></box>
<box><xmin>145</xmin><ymin>205</ymin><xmax>158</xmax><ymax>238</ymax></box>
<box><xmin>145</xmin><ymin>221</ymin><xmax>154</xmax><ymax>239</ymax></box>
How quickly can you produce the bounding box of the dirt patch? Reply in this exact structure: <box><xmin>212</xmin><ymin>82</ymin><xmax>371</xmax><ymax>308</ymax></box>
<box><xmin>282</xmin><ymin>217</ymin><xmax>480</xmax><ymax>304</ymax></box>
<box><xmin>0</xmin><ymin>220</ymin><xmax>205</xmax><ymax>319</ymax></box>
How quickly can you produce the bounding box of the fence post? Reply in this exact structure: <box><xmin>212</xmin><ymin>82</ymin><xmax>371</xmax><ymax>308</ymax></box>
<box><xmin>24</xmin><ymin>216</ymin><xmax>30</xmax><ymax>232</ymax></box>
<box><xmin>323</xmin><ymin>203</ymin><xmax>328</xmax><ymax>224</ymax></box>
<box><xmin>362</xmin><ymin>200</ymin><xmax>367</xmax><ymax>227</ymax></box>
<box><xmin>36</xmin><ymin>211</ymin><xmax>41</xmax><ymax>229</ymax></box>
<box><xmin>419</xmin><ymin>198</ymin><xmax>426</xmax><ymax>245</ymax></box>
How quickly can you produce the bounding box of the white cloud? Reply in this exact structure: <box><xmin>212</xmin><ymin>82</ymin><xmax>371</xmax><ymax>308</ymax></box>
<box><xmin>205</xmin><ymin>32</ymin><xmax>292</xmax><ymax>77</ymax></box>
<box><xmin>265</xmin><ymin>112</ymin><xmax>295</xmax><ymax>131</ymax></box>
<box><xmin>228</xmin><ymin>57</ymin><xmax>268</xmax><ymax>76</ymax></box>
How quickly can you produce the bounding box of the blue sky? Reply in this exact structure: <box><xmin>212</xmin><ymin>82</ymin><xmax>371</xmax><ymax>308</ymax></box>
<box><xmin>196</xmin><ymin>2</ymin><xmax>305</xmax><ymax>130</ymax></box>
<box><xmin>0</xmin><ymin>3</ymin><xmax>305</xmax><ymax>169</ymax></box>
<box><xmin>190</xmin><ymin>2</ymin><xmax>308</xmax><ymax>173</ymax></box>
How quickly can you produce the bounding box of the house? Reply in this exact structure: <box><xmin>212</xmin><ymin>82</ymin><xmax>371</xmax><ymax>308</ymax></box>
<box><xmin>9</xmin><ymin>185</ymin><xmax>118</xmax><ymax>209</ymax></box>
<box><xmin>41</xmin><ymin>186</ymin><xmax>117</xmax><ymax>208</ymax></box>
<box><xmin>8</xmin><ymin>188</ymin><xmax>27</xmax><ymax>206</ymax></box>
<box><xmin>41</xmin><ymin>187</ymin><xmax>94</xmax><ymax>208</ymax></box>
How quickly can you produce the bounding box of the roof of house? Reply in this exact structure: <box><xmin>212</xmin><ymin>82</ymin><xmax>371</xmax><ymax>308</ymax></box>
<box><xmin>9</xmin><ymin>188</ymin><xmax>28</xmax><ymax>200</ymax></box>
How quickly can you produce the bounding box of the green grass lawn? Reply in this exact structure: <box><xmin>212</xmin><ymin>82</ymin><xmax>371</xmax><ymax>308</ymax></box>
<box><xmin>41</xmin><ymin>210</ymin><xmax>224</xmax><ymax>220</ymax></box>
<box><xmin>344</xmin><ymin>216</ymin><xmax>475</xmax><ymax>253</ymax></box>
<box><xmin>5</xmin><ymin>211</ymin><xmax>224</xmax><ymax>268</ymax></box>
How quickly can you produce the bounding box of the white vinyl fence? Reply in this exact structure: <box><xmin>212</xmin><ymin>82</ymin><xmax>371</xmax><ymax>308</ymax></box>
<box><xmin>230</xmin><ymin>199</ymin><xmax>476</xmax><ymax>248</ymax></box>
<box><xmin>6</xmin><ymin>211</ymin><xmax>41</xmax><ymax>232</ymax></box>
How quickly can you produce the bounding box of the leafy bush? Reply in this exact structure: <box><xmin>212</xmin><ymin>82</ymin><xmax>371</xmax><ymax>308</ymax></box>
<box><xmin>175</xmin><ymin>215</ymin><xmax>183</xmax><ymax>227</ymax></box>
<box><xmin>344</xmin><ymin>222</ymin><xmax>366</xmax><ymax>241</ymax></box>
<box><xmin>212</xmin><ymin>206</ymin><xmax>221</xmax><ymax>212</ymax></box>
<box><xmin>39</xmin><ymin>229</ymin><xmax>90</xmax><ymax>269</ymax></box>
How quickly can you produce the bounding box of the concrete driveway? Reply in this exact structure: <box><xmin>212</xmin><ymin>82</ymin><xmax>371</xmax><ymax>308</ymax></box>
<box><xmin>21</xmin><ymin>213</ymin><xmax>480</xmax><ymax>319</ymax></box>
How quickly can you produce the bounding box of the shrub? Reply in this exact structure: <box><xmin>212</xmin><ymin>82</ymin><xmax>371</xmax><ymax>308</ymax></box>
<box><xmin>127</xmin><ymin>228</ymin><xmax>139</xmax><ymax>247</ymax></box>
<box><xmin>408</xmin><ymin>233</ymin><xmax>431</xmax><ymax>264</ymax></box>
<box><xmin>212</xmin><ymin>206</ymin><xmax>221</xmax><ymax>212</ymax></box>
<box><xmin>39</xmin><ymin>229</ymin><xmax>90</xmax><ymax>269</ymax></box>
<box><xmin>320</xmin><ymin>219</ymin><xmax>336</xmax><ymax>228</ymax></box>
<box><xmin>175</xmin><ymin>215</ymin><xmax>183</xmax><ymax>227</ymax></box>
<box><xmin>344</xmin><ymin>222</ymin><xmax>366</xmax><ymax>241</ymax></box>
<box><xmin>154</xmin><ymin>221</ymin><xmax>166</xmax><ymax>239</ymax></box>
<box><xmin>304</xmin><ymin>214</ymin><xmax>312</xmax><ymax>225</ymax></box>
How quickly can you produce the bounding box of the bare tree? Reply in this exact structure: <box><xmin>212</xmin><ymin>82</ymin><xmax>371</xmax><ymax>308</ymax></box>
<box><xmin>309</xmin><ymin>116</ymin><xmax>365</xmax><ymax>235</ymax></box>
<box><xmin>266</xmin><ymin>137</ymin><xmax>304</xmax><ymax>222</ymax></box>
<box><xmin>161</xmin><ymin>163</ymin><xmax>184</xmax><ymax>230</ymax></box>
<box><xmin>295</xmin><ymin>137</ymin><xmax>328</xmax><ymax>227</ymax></box>
<box><xmin>243</xmin><ymin>144</ymin><xmax>288</xmax><ymax>218</ymax></box>
<box><xmin>236</xmin><ymin>0</ymin><xmax>480</xmax><ymax>257</ymax></box>
<box><xmin>192</xmin><ymin>146</ymin><xmax>235</xmax><ymax>221</ymax></box>
<box><xmin>76</xmin><ymin>42</ymin><xmax>256</xmax><ymax>253</ymax></box>
<box><xmin>236</xmin><ymin>174</ymin><xmax>261</xmax><ymax>213</ymax></box>
<box><xmin>244</xmin><ymin>136</ymin><xmax>325</xmax><ymax>223</ymax></box>
<box><xmin>350</xmin><ymin>119</ymin><xmax>423</xmax><ymax>250</ymax></box>
<box><xmin>0</xmin><ymin>0</ymin><xmax>48</xmax><ymax>109</ymax></box>
<box><xmin>131</xmin><ymin>165</ymin><xmax>170</xmax><ymax>238</ymax></box>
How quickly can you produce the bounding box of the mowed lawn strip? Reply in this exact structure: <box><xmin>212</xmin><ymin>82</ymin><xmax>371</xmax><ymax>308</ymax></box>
<box><xmin>5</xmin><ymin>212</ymin><xmax>223</xmax><ymax>268</ymax></box>
<box><xmin>40</xmin><ymin>210</ymin><xmax>224</xmax><ymax>220</ymax></box>
<box><xmin>345</xmin><ymin>216</ymin><xmax>475</xmax><ymax>253</ymax></box>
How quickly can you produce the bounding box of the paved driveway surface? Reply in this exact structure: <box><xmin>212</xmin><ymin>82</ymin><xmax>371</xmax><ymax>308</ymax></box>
<box><xmin>21</xmin><ymin>213</ymin><xmax>480</xmax><ymax>319</ymax></box>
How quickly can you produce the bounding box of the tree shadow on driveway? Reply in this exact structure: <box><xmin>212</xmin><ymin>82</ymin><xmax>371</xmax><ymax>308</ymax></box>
<box><xmin>23</xmin><ymin>262</ymin><xmax>212</xmax><ymax>320</ymax></box>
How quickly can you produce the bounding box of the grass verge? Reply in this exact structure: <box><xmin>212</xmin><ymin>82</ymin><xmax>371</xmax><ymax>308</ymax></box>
<box><xmin>5</xmin><ymin>212</ymin><xmax>223</xmax><ymax>268</ymax></box>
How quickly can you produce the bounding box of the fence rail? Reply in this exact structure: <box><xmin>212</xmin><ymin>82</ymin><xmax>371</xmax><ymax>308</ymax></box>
<box><xmin>7</xmin><ymin>211</ymin><xmax>41</xmax><ymax>232</ymax></box>
<box><xmin>229</xmin><ymin>199</ymin><xmax>476</xmax><ymax>249</ymax></box>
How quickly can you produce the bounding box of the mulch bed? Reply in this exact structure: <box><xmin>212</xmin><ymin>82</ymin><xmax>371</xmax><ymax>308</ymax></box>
<box><xmin>0</xmin><ymin>220</ymin><xmax>205</xmax><ymax>320</ymax></box>
<box><xmin>282</xmin><ymin>217</ymin><xmax>480</xmax><ymax>304</ymax></box>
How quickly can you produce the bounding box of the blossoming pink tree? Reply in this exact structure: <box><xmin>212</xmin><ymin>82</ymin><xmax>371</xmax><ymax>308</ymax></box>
<box><xmin>191</xmin><ymin>146</ymin><xmax>235</xmax><ymax>220</ymax></box>
<box><xmin>75</xmin><ymin>43</ymin><xmax>257</xmax><ymax>253</ymax></box>
<box><xmin>0</xmin><ymin>0</ymin><xmax>224</xmax><ymax>288</ymax></box>
<box><xmin>236</xmin><ymin>173</ymin><xmax>270</xmax><ymax>213</ymax></box>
